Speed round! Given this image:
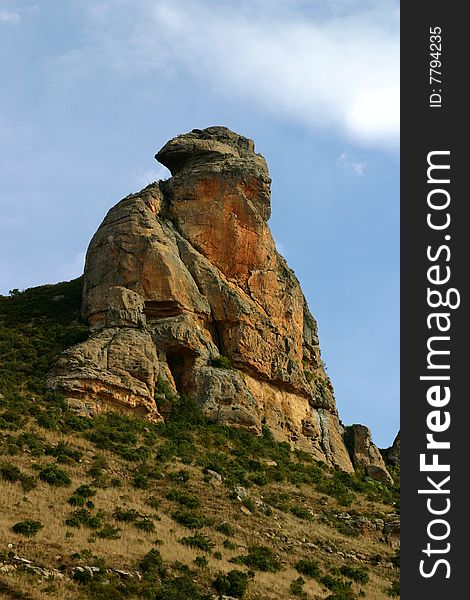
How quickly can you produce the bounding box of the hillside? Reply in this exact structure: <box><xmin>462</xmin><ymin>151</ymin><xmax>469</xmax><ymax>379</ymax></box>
<box><xmin>0</xmin><ymin>280</ymin><xmax>399</xmax><ymax>600</ymax></box>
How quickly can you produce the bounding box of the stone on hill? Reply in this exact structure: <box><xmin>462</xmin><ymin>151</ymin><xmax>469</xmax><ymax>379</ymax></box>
<box><xmin>381</xmin><ymin>431</ymin><xmax>400</xmax><ymax>469</ymax></box>
<box><xmin>49</xmin><ymin>126</ymin><xmax>358</xmax><ymax>471</ymax></box>
<box><xmin>345</xmin><ymin>424</ymin><xmax>393</xmax><ymax>484</ymax></box>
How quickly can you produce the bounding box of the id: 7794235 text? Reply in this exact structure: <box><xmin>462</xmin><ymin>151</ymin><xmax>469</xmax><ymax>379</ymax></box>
<box><xmin>429</xmin><ymin>26</ymin><xmax>442</xmax><ymax>108</ymax></box>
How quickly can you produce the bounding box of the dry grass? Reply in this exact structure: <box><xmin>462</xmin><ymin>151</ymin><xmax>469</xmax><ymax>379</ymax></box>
<box><xmin>0</xmin><ymin>572</ymin><xmax>80</xmax><ymax>600</ymax></box>
<box><xmin>0</xmin><ymin>423</ymin><xmax>399</xmax><ymax>600</ymax></box>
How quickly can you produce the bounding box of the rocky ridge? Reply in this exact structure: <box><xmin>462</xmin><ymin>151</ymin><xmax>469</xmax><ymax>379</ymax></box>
<box><xmin>48</xmin><ymin>126</ymin><xmax>390</xmax><ymax>478</ymax></box>
<box><xmin>345</xmin><ymin>425</ymin><xmax>393</xmax><ymax>484</ymax></box>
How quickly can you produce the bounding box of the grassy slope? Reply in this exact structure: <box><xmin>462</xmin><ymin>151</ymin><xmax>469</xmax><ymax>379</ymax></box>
<box><xmin>0</xmin><ymin>281</ymin><xmax>400</xmax><ymax>600</ymax></box>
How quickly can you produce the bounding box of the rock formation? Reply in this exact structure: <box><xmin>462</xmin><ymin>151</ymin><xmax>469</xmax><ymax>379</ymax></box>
<box><xmin>381</xmin><ymin>431</ymin><xmax>400</xmax><ymax>469</ymax></box>
<box><xmin>345</xmin><ymin>425</ymin><xmax>393</xmax><ymax>483</ymax></box>
<box><xmin>49</xmin><ymin>126</ymin><xmax>354</xmax><ymax>471</ymax></box>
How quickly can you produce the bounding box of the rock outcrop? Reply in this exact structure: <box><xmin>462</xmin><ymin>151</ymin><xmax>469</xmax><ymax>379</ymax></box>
<box><xmin>345</xmin><ymin>425</ymin><xmax>393</xmax><ymax>483</ymax></box>
<box><xmin>381</xmin><ymin>431</ymin><xmax>400</xmax><ymax>469</ymax></box>
<box><xmin>48</xmin><ymin>126</ymin><xmax>354</xmax><ymax>471</ymax></box>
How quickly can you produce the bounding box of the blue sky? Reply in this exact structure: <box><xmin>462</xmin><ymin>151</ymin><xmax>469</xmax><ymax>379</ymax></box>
<box><xmin>0</xmin><ymin>0</ymin><xmax>399</xmax><ymax>447</ymax></box>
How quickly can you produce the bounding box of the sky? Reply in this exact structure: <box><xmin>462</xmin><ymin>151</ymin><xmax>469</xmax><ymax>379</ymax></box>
<box><xmin>0</xmin><ymin>0</ymin><xmax>399</xmax><ymax>447</ymax></box>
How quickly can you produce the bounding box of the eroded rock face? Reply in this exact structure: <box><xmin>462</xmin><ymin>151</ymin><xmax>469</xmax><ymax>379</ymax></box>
<box><xmin>48</xmin><ymin>126</ymin><xmax>353</xmax><ymax>471</ymax></box>
<box><xmin>381</xmin><ymin>431</ymin><xmax>400</xmax><ymax>469</ymax></box>
<box><xmin>345</xmin><ymin>424</ymin><xmax>393</xmax><ymax>484</ymax></box>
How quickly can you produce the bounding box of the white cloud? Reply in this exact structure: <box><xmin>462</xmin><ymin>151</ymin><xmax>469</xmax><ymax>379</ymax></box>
<box><xmin>352</xmin><ymin>162</ymin><xmax>366</xmax><ymax>176</ymax></box>
<box><xmin>339</xmin><ymin>151</ymin><xmax>367</xmax><ymax>176</ymax></box>
<box><xmin>57</xmin><ymin>1</ymin><xmax>399</xmax><ymax>149</ymax></box>
<box><xmin>0</xmin><ymin>10</ymin><xmax>20</xmax><ymax>23</ymax></box>
<box><xmin>157</xmin><ymin>1</ymin><xmax>399</xmax><ymax>148</ymax></box>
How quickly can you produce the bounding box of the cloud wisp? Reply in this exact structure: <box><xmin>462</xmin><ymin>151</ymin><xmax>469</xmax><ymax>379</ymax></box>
<box><xmin>339</xmin><ymin>151</ymin><xmax>367</xmax><ymax>176</ymax></box>
<box><xmin>0</xmin><ymin>9</ymin><xmax>20</xmax><ymax>23</ymax></box>
<box><xmin>132</xmin><ymin>165</ymin><xmax>171</xmax><ymax>189</ymax></box>
<box><xmin>72</xmin><ymin>0</ymin><xmax>399</xmax><ymax>149</ymax></box>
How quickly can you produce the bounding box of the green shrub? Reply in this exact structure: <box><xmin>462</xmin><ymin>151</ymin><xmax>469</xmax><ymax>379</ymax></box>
<box><xmin>11</xmin><ymin>520</ymin><xmax>43</xmax><ymax>537</ymax></box>
<box><xmin>68</xmin><ymin>496</ymin><xmax>94</xmax><ymax>508</ymax></box>
<box><xmin>295</xmin><ymin>558</ymin><xmax>321</xmax><ymax>579</ymax></box>
<box><xmin>63</xmin><ymin>414</ymin><xmax>93</xmax><ymax>432</ymax></box>
<box><xmin>171</xmin><ymin>510</ymin><xmax>207</xmax><ymax>529</ymax></box>
<box><xmin>210</xmin><ymin>355</ymin><xmax>233</xmax><ymax>369</ymax></box>
<box><xmin>85</xmin><ymin>413</ymin><xmax>153</xmax><ymax>461</ymax></box>
<box><xmin>112</xmin><ymin>506</ymin><xmax>156</xmax><ymax>531</ymax></box>
<box><xmin>134</xmin><ymin>517</ymin><xmax>155</xmax><ymax>532</ymax></box>
<box><xmin>241</xmin><ymin>498</ymin><xmax>255</xmax><ymax>513</ymax></box>
<box><xmin>0</xmin><ymin>410</ymin><xmax>24</xmax><ymax>430</ymax></box>
<box><xmin>339</xmin><ymin>565</ymin><xmax>369</xmax><ymax>584</ymax></box>
<box><xmin>291</xmin><ymin>505</ymin><xmax>312</xmax><ymax>521</ymax></box>
<box><xmin>65</xmin><ymin>509</ymin><xmax>104</xmax><ymax>529</ymax></box>
<box><xmin>217</xmin><ymin>521</ymin><xmax>235</xmax><ymax>536</ymax></box>
<box><xmin>316</xmin><ymin>474</ymin><xmax>355</xmax><ymax>506</ymax></box>
<box><xmin>72</xmin><ymin>569</ymin><xmax>93</xmax><ymax>584</ymax></box>
<box><xmin>168</xmin><ymin>468</ymin><xmax>190</xmax><ymax>483</ymax></box>
<box><xmin>154</xmin><ymin>576</ymin><xmax>209</xmax><ymax>600</ymax></box>
<box><xmin>133</xmin><ymin>473</ymin><xmax>150</xmax><ymax>489</ymax></box>
<box><xmin>154</xmin><ymin>376</ymin><xmax>179</xmax><ymax>415</ymax></box>
<box><xmin>145</xmin><ymin>496</ymin><xmax>161</xmax><ymax>510</ymax></box>
<box><xmin>264</xmin><ymin>492</ymin><xmax>291</xmax><ymax>512</ymax></box>
<box><xmin>325</xmin><ymin>592</ymin><xmax>357</xmax><ymax>600</ymax></box>
<box><xmin>231</xmin><ymin>546</ymin><xmax>281</xmax><ymax>572</ymax></box>
<box><xmin>194</xmin><ymin>555</ymin><xmax>208</xmax><ymax>568</ymax></box>
<box><xmin>387</xmin><ymin>580</ymin><xmax>400</xmax><ymax>597</ymax></box>
<box><xmin>39</xmin><ymin>464</ymin><xmax>71</xmax><ymax>486</ymax></box>
<box><xmin>76</xmin><ymin>484</ymin><xmax>96</xmax><ymax>497</ymax></box>
<box><xmin>45</xmin><ymin>440</ymin><xmax>83</xmax><ymax>463</ymax></box>
<box><xmin>249</xmin><ymin>472</ymin><xmax>269</xmax><ymax>485</ymax></box>
<box><xmin>96</xmin><ymin>524</ymin><xmax>121</xmax><ymax>539</ymax></box>
<box><xmin>166</xmin><ymin>489</ymin><xmax>200</xmax><ymax>509</ymax></box>
<box><xmin>223</xmin><ymin>539</ymin><xmax>236</xmax><ymax>550</ymax></box>
<box><xmin>1</xmin><ymin>463</ymin><xmax>22</xmax><ymax>482</ymax></box>
<box><xmin>18</xmin><ymin>474</ymin><xmax>37</xmax><ymax>492</ymax></box>
<box><xmin>213</xmin><ymin>569</ymin><xmax>249</xmax><ymax>598</ymax></box>
<box><xmin>139</xmin><ymin>548</ymin><xmax>166</xmax><ymax>577</ymax></box>
<box><xmin>173</xmin><ymin>562</ymin><xmax>193</xmax><ymax>576</ymax></box>
<box><xmin>180</xmin><ymin>533</ymin><xmax>215</xmax><ymax>552</ymax></box>
<box><xmin>321</xmin><ymin>513</ymin><xmax>356</xmax><ymax>537</ymax></box>
<box><xmin>68</xmin><ymin>484</ymin><xmax>97</xmax><ymax>506</ymax></box>
<box><xmin>320</xmin><ymin>575</ymin><xmax>354</xmax><ymax>596</ymax></box>
<box><xmin>87</xmin><ymin>455</ymin><xmax>108</xmax><ymax>479</ymax></box>
<box><xmin>291</xmin><ymin>577</ymin><xmax>307</xmax><ymax>599</ymax></box>
<box><xmin>0</xmin><ymin>462</ymin><xmax>37</xmax><ymax>492</ymax></box>
<box><xmin>155</xmin><ymin>376</ymin><xmax>178</xmax><ymax>400</ymax></box>
<box><xmin>113</xmin><ymin>507</ymin><xmax>140</xmax><ymax>523</ymax></box>
<box><xmin>169</xmin><ymin>394</ymin><xmax>206</xmax><ymax>425</ymax></box>
<box><xmin>36</xmin><ymin>410</ymin><xmax>59</xmax><ymax>430</ymax></box>
<box><xmin>118</xmin><ymin>444</ymin><xmax>151</xmax><ymax>462</ymax></box>
<box><xmin>68</xmin><ymin>495</ymin><xmax>85</xmax><ymax>507</ymax></box>
<box><xmin>0</xmin><ymin>280</ymin><xmax>87</xmax><ymax>401</ymax></box>
<box><xmin>14</xmin><ymin>431</ymin><xmax>45</xmax><ymax>456</ymax></box>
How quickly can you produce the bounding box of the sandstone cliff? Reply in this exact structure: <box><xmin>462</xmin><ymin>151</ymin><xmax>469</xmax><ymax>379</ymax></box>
<box><xmin>49</xmin><ymin>126</ymin><xmax>355</xmax><ymax>471</ymax></box>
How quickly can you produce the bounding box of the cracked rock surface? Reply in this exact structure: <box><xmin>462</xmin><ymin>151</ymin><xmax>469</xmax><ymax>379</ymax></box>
<box><xmin>48</xmin><ymin>126</ymin><xmax>353</xmax><ymax>471</ymax></box>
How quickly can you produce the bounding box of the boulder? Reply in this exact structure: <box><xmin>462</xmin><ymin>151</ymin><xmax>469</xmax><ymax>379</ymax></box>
<box><xmin>48</xmin><ymin>126</ymin><xmax>354</xmax><ymax>471</ymax></box>
<box><xmin>381</xmin><ymin>431</ymin><xmax>400</xmax><ymax>469</ymax></box>
<box><xmin>345</xmin><ymin>424</ymin><xmax>393</xmax><ymax>483</ymax></box>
